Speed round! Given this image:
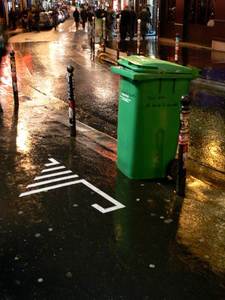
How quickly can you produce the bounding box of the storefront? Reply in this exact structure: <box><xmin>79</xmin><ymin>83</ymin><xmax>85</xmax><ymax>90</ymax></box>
<box><xmin>159</xmin><ymin>0</ymin><xmax>225</xmax><ymax>48</ymax></box>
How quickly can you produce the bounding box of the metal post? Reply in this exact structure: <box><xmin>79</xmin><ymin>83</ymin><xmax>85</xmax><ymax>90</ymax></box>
<box><xmin>102</xmin><ymin>17</ymin><xmax>106</xmax><ymax>52</ymax></box>
<box><xmin>175</xmin><ymin>33</ymin><xmax>180</xmax><ymax>63</ymax></box>
<box><xmin>176</xmin><ymin>95</ymin><xmax>191</xmax><ymax>197</ymax></box>
<box><xmin>116</xmin><ymin>17</ymin><xmax>120</xmax><ymax>60</ymax></box>
<box><xmin>10</xmin><ymin>50</ymin><xmax>19</xmax><ymax>110</ymax></box>
<box><xmin>137</xmin><ymin>19</ymin><xmax>141</xmax><ymax>55</ymax></box>
<box><xmin>92</xmin><ymin>16</ymin><xmax>95</xmax><ymax>61</ymax></box>
<box><xmin>67</xmin><ymin>65</ymin><xmax>76</xmax><ymax>137</ymax></box>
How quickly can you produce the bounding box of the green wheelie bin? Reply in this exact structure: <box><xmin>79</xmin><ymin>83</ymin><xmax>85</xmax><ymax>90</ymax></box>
<box><xmin>111</xmin><ymin>56</ymin><xmax>198</xmax><ymax>180</ymax></box>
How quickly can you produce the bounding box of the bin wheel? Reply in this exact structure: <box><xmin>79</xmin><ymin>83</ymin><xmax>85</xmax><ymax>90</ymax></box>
<box><xmin>167</xmin><ymin>159</ymin><xmax>179</xmax><ymax>181</ymax></box>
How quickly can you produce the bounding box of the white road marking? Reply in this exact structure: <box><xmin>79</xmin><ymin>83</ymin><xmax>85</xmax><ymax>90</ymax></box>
<box><xmin>19</xmin><ymin>180</ymin><xmax>81</xmax><ymax>197</ymax></box>
<box><xmin>34</xmin><ymin>170</ymin><xmax>72</xmax><ymax>180</ymax></box>
<box><xmin>79</xmin><ymin>179</ymin><xmax>125</xmax><ymax>214</ymax></box>
<box><xmin>41</xmin><ymin>166</ymin><xmax>65</xmax><ymax>173</ymax></box>
<box><xmin>19</xmin><ymin>157</ymin><xmax>125</xmax><ymax>213</ymax></box>
<box><xmin>45</xmin><ymin>158</ymin><xmax>60</xmax><ymax>167</ymax></box>
<box><xmin>27</xmin><ymin>174</ymin><xmax>79</xmax><ymax>188</ymax></box>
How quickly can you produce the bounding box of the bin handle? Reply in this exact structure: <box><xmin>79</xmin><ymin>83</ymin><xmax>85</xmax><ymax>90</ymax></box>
<box><xmin>127</xmin><ymin>61</ymin><xmax>158</xmax><ymax>70</ymax></box>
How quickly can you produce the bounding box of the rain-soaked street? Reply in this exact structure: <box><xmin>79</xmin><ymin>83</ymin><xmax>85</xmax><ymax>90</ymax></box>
<box><xmin>0</xmin><ymin>16</ymin><xmax>225</xmax><ymax>299</ymax></box>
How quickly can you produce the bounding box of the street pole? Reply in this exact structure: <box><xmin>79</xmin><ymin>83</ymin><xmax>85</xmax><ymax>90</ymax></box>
<box><xmin>176</xmin><ymin>95</ymin><xmax>191</xmax><ymax>197</ymax></box>
<box><xmin>137</xmin><ymin>19</ymin><xmax>141</xmax><ymax>55</ymax></box>
<box><xmin>9</xmin><ymin>50</ymin><xmax>19</xmax><ymax>111</ymax></box>
<box><xmin>92</xmin><ymin>16</ymin><xmax>95</xmax><ymax>61</ymax></box>
<box><xmin>102</xmin><ymin>17</ymin><xmax>106</xmax><ymax>53</ymax></box>
<box><xmin>67</xmin><ymin>65</ymin><xmax>76</xmax><ymax>137</ymax></box>
<box><xmin>175</xmin><ymin>33</ymin><xmax>180</xmax><ymax>63</ymax></box>
<box><xmin>116</xmin><ymin>17</ymin><xmax>120</xmax><ymax>60</ymax></box>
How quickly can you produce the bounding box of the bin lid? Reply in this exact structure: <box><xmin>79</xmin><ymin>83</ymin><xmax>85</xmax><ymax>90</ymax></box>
<box><xmin>118</xmin><ymin>56</ymin><xmax>198</xmax><ymax>76</ymax></box>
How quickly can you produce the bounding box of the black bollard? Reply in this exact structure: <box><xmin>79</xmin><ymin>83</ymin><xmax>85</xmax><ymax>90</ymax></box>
<box><xmin>10</xmin><ymin>50</ymin><xmax>19</xmax><ymax>110</ymax></box>
<box><xmin>137</xmin><ymin>19</ymin><xmax>141</xmax><ymax>55</ymax></box>
<box><xmin>116</xmin><ymin>18</ymin><xmax>120</xmax><ymax>60</ymax></box>
<box><xmin>102</xmin><ymin>17</ymin><xmax>106</xmax><ymax>53</ymax></box>
<box><xmin>67</xmin><ymin>65</ymin><xmax>76</xmax><ymax>137</ymax></box>
<box><xmin>92</xmin><ymin>16</ymin><xmax>95</xmax><ymax>61</ymax></box>
<box><xmin>176</xmin><ymin>95</ymin><xmax>191</xmax><ymax>197</ymax></box>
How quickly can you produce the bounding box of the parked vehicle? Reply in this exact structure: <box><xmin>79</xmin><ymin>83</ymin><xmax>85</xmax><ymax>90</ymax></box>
<box><xmin>39</xmin><ymin>11</ymin><xmax>53</xmax><ymax>29</ymax></box>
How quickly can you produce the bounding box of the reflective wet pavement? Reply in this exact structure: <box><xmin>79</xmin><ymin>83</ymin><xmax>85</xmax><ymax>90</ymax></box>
<box><xmin>0</xmin><ymin>18</ymin><xmax>225</xmax><ymax>299</ymax></box>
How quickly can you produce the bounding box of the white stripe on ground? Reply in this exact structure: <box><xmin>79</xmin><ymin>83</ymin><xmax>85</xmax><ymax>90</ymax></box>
<box><xmin>19</xmin><ymin>180</ymin><xmax>81</xmax><ymax>197</ymax></box>
<box><xmin>41</xmin><ymin>166</ymin><xmax>65</xmax><ymax>173</ymax></box>
<box><xmin>27</xmin><ymin>174</ymin><xmax>79</xmax><ymax>188</ymax></box>
<box><xmin>34</xmin><ymin>170</ymin><xmax>72</xmax><ymax>180</ymax></box>
<box><xmin>45</xmin><ymin>158</ymin><xmax>60</xmax><ymax>167</ymax></box>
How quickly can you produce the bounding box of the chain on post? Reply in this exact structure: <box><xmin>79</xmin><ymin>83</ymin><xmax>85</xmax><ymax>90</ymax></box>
<box><xmin>137</xmin><ymin>19</ymin><xmax>141</xmax><ymax>55</ymax></box>
<box><xmin>67</xmin><ymin>65</ymin><xmax>76</xmax><ymax>137</ymax></box>
<box><xmin>176</xmin><ymin>95</ymin><xmax>191</xmax><ymax>197</ymax></box>
<box><xmin>10</xmin><ymin>50</ymin><xmax>19</xmax><ymax>110</ymax></box>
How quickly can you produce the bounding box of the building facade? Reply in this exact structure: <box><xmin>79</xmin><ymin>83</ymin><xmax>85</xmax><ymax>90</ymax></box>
<box><xmin>159</xmin><ymin>0</ymin><xmax>225</xmax><ymax>49</ymax></box>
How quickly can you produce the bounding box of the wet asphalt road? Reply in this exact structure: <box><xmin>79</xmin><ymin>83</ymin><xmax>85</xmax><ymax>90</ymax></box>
<box><xmin>0</xmin><ymin>16</ymin><xmax>225</xmax><ymax>299</ymax></box>
<box><xmin>0</xmin><ymin>85</ymin><xmax>225</xmax><ymax>299</ymax></box>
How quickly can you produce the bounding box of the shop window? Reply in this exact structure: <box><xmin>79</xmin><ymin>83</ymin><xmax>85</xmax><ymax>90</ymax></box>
<box><xmin>168</xmin><ymin>0</ymin><xmax>176</xmax><ymax>22</ymax></box>
<box><xmin>190</xmin><ymin>0</ymin><xmax>215</xmax><ymax>25</ymax></box>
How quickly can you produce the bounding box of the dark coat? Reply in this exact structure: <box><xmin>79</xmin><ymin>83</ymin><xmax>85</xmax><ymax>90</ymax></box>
<box><xmin>73</xmin><ymin>9</ymin><xmax>80</xmax><ymax>22</ymax></box>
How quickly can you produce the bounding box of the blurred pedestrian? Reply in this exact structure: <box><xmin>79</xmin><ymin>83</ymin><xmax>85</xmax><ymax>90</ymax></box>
<box><xmin>106</xmin><ymin>6</ymin><xmax>115</xmax><ymax>41</ymax></box>
<box><xmin>129</xmin><ymin>6</ymin><xmax>136</xmax><ymax>40</ymax></box>
<box><xmin>80</xmin><ymin>8</ymin><xmax>87</xmax><ymax>30</ymax></box>
<box><xmin>27</xmin><ymin>10</ymin><xmax>33</xmax><ymax>32</ymax></box>
<box><xmin>52</xmin><ymin>9</ymin><xmax>59</xmax><ymax>30</ymax></box>
<box><xmin>34</xmin><ymin>10</ymin><xmax>40</xmax><ymax>32</ymax></box>
<box><xmin>120</xmin><ymin>6</ymin><xmax>130</xmax><ymax>41</ymax></box>
<box><xmin>73</xmin><ymin>7</ymin><xmax>80</xmax><ymax>30</ymax></box>
<box><xmin>139</xmin><ymin>7</ymin><xmax>150</xmax><ymax>40</ymax></box>
<box><xmin>21</xmin><ymin>10</ymin><xmax>28</xmax><ymax>31</ymax></box>
<box><xmin>9</xmin><ymin>10</ymin><xmax>17</xmax><ymax>30</ymax></box>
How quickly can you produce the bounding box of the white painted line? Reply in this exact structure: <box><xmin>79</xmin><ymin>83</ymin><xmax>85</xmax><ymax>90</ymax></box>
<box><xmin>27</xmin><ymin>174</ymin><xmax>79</xmax><ymax>188</ymax></box>
<box><xmin>80</xmin><ymin>179</ymin><xmax>125</xmax><ymax>214</ymax></box>
<box><xmin>45</xmin><ymin>158</ymin><xmax>60</xmax><ymax>167</ymax></box>
<box><xmin>19</xmin><ymin>180</ymin><xmax>81</xmax><ymax>197</ymax></box>
<box><xmin>41</xmin><ymin>166</ymin><xmax>65</xmax><ymax>173</ymax></box>
<box><xmin>34</xmin><ymin>170</ymin><xmax>72</xmax><ymax>180</ymax></box>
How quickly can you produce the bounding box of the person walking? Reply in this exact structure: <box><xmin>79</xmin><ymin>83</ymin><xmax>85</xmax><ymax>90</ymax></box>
<box><xmin>106</xmin><ymin>6</ymin><xmax>115</xmax><ymax>41</ymax></box>
<box><xmin>120</xmin><ymin>6</ymin><xmax>130</xmax><ymax>41</ymax></box>
<box><xmin>139</xmin><ymin>7</ymin><xmax>150</xmax><ymax>40</ymax></box>
<box><xmin>73</xmin><ymin>7</ymin><xmax>80</xmax><ymax>31</ymax></box>
<box><xmin>80</xmin><ymin>8</ymin><xmax>87</xmax><ymax>30</ymax></box>
<box><xmin>129</xmin><ymin>6</ymin><xmax>136</xmax><ymax>40</ymax></box>
<box><xmin>34</xmin><ymin>10</ymin><xmax>40</xmax><ymax>32</ymax></box>
<box><xmin>52</xmin><ymin>9</ymin><xmax>59</xmax><ymax>30</ymax></box>
<box><xmin>27</xmin><ymin>10</ymin><xmax>33</xmax><ymax>32</ymax></box>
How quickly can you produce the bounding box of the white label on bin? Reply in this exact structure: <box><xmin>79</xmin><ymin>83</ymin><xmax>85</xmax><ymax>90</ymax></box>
<box><xmin>121</xmin><ymin>92</ymin><xmax>131</xmax><ymax>103</ymax></box>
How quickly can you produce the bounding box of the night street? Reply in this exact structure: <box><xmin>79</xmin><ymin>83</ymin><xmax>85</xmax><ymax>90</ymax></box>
<box><xmin>0</xmin><ymin>15</ymin><xmax>225</xmax><ymax>299</ymax></box>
